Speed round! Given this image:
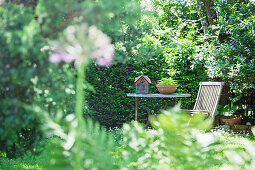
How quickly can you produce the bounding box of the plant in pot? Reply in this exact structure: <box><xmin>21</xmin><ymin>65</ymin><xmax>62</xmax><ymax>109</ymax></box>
<box><xmin>156</xmin><ymin>78</ymin><xmax>177</xmax><ymax>94</ymax></box>
<box><xmin>219</xmin><ymin>105</ymin><xmax>242</xmax><ymax>126</ymax></box>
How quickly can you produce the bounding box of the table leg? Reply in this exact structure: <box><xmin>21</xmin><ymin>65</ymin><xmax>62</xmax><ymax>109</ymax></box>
<box><xmin>164</xmin><ymin>98</ymin><xmax>177</xmax><ymax>110</ymax></box>
<box><xmin>173</xmin><ymin>98</ymin><xmax>176</xmax><ymax>105</ymax></box>
<box><xmin>137</xmin><ymin>99</ymin><xmax>151</xmax><ymax>127</ymax></box>
<box><xmin>134</xmin><ymin>97</ymin><xmax>177</xmax><ymax>127</ymax></box>
<box><xmin>135</xmin><ymin>97</ymin><xmax>138</xmax><ymax>121</ymax></box>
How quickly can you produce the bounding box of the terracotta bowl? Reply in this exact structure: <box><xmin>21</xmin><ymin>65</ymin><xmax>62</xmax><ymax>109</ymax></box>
<box><xmin>156</xmin><ymin>84</ymin><xmax>177</xmax><ymax>94</ymax></box>
<box><xmin>220</xmin><ymin>115</ymin><xmax>242</xmax><ymax>126</ymax></box>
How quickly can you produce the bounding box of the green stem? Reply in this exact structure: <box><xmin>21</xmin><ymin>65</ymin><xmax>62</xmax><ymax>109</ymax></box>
<box><xmin>75</xmin><ymin>63</ymin><xmax>86</xmax><ymax>170</ymax></box>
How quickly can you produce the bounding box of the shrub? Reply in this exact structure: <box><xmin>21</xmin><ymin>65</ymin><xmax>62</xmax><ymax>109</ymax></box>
<box><xmin>0</xmin><ymin>3</ymin><xmax>77</xmax><ymax>157</ymax></box>
<box><xmin>201</xmin><ymin>1</ymin><xmax>255</xmax><ymax>123</ymax></box>
<box><xmin>0</xmin><ymin>0</ymin><xmax>142</xmax><ymax>158</ymax></box>
<box><xmin>30</xmin><ymin>105</ymin><xmax>255</xmax><ymax>169</ymax></box>
<box><xmin>0</xmin><ymin>3</ymin><xmax>45</xmax><ymax>157</ymax></box>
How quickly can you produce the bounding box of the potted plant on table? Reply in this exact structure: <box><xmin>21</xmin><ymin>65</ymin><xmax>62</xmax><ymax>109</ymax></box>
<box><xmin>156</xmin><ymin>78</ymin><xmax>178</xmax><ymax>94</ymax></box>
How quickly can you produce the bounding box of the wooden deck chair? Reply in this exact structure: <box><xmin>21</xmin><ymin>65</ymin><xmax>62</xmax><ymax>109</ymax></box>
<box><xmin>189</xmin><ymin>82</ymin><xmax>224</xmax><ymax>119</ymax></box>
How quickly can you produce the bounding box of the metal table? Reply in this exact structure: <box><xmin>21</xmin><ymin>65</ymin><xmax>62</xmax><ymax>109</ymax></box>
<box><xmin>127</xmin><ymin>93</ymin><xmax>191</xmax><ymax>126</ymax></box>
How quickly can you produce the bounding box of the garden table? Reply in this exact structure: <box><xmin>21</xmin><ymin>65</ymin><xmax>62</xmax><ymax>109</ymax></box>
<box><xmin>127</xmin><ymin>93</ymin><xmax>191</xmax><ymax>126</ymax></box>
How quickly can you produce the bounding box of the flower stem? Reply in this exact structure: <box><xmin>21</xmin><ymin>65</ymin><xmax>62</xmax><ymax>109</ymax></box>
<box><xmin>75</xmin><ymin>63</ymin><xmax>86</xmax><ymax>170</ymax></box>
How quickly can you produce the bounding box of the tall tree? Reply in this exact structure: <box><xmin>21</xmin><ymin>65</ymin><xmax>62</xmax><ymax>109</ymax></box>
<box><xmin>196</xmin><ymin>0</ymin><xmax>217</xmax><ymax>35</ymax></box>
<box><xmin>201</xmin><ymin>0</ymin><xmax>217</xmax><ymax>26</ymax></box>
<box><xmin>196</xmin><ymin>0</ymin><xmax>209</xmax><ymax>34</ymax></box>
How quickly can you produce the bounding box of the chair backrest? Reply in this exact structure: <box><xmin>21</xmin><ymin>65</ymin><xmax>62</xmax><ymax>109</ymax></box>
<box><xmin>193</xmin><ymin>82</ymin><xmax>224</xmax><ymax>118</ymax></box>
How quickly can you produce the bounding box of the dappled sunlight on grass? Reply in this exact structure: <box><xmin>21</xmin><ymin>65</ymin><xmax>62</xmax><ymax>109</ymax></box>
<box><xmin>0</xmin><ymin>157</ymin><xmax>44</xmax><ymax>170</ymax></box>
<box><xmin>20</xmin><ymin>164</ymin><xmax>43</xmax><ymax>170</ymax></box>
<box><xmin>0</xmin><ymin>138</ymin><xmax>54</xmax><ymax>170</ymax></box>
<box><xmin>212</xmin><ymin>128</ymin><xmax>255</xmax><ymax>144</ymax></box>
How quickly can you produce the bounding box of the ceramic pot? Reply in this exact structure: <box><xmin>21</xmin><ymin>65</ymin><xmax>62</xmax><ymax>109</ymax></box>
<box><xmin>220</xmin><ymin>115</ymin><xmax>242</xmax><ymax>126</ymax></box>
<box><xmin>156</xmin><ymin>84</ymin><xmax>177</xmax><ymax>94</ymax></box>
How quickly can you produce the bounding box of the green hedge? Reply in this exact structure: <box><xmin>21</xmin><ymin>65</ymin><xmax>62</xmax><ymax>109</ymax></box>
<box><xmin>86</xmin><ymin>40</ymin><xmax>208</xmax><ymax>127</ymax></box>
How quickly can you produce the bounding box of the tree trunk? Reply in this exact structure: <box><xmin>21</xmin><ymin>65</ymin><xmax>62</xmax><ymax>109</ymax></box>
<box><xmin>196</xmin><ymin>0</ymin><xmax>217</xmax><ymax>35</ymax></box>
<box><xmin>201</xmin><ymin>0</ymin><xmax>217</xmax><ymax>26</ymax></box>
<box><xmin>196</xmin><ymin>0</ymin><xmax>209</xmax><ymax>34</ymax></box>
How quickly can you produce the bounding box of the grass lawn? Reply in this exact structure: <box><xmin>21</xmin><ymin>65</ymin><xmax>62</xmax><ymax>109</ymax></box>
<box><xmin>0</xmin><ymin>138</ymin><xmax>53</xmax><ymax>170</ymax></box>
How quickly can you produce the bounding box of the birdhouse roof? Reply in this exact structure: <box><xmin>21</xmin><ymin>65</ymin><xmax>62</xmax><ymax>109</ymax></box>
<box><xmin>134</xmin><ymin>75</ymin><xmax>151</xmax><ymax>84</ymax></box>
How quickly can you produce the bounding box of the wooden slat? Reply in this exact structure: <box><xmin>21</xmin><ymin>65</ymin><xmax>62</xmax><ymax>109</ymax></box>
<box><xmin>200</xmin><ymin>82</ymin><xmax>224</xmax><ymax>86</ymax></box>
<box><xmin>193</xmin><ymin>82</ymin><xmax>224</xmax><ymax>118</ymax></box>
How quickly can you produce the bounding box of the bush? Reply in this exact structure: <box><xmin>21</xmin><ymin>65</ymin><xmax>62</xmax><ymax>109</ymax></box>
<box><xmin>0</xmin><ymin>2</ymin><xmax>77</xmax><ymax>158</ymax></box>
<box><xmin>201</xmin><ymin>1</ymin><xmax>255</xmax><ymax>122</ymax></box>
<box><xmin>164</xmin><ymin>38</ymin><xmax>208</xmax><ymax>109</ymax></box>
<box><xmin>0</xmin><ymin>0</ymin><xmax>141</xmax><ymax>157</ymax></box>
<box><xmin>0</xmin><ymin>3</ymin><xmax>45</xmax><ymax>157</ymax></box>
<box><xmin>28</xmin><ymin>106</ymin><xmax>255</xmax><ymax>169</ymax></box>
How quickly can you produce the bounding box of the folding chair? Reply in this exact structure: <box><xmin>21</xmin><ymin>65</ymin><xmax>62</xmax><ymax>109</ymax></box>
<box><xmin>189</xmin><ymin>82</ymin><xmax>224</xmax><ymax>119</ymax></box>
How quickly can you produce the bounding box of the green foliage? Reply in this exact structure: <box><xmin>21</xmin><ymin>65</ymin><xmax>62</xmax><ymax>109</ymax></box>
<box><xmin>117</xmin><ymin>108</ymin><xmax>220</xmax><ymax>169</ymax></box>
<box><xmin>36</xmin><ymin>0</ymin><xmax>141</xmax><ymax>38</ymax></box>
<box><xmin>0</xmin><ymin>0</ymin><xmax>141</xmax><ymax>158</ymax></box>
<box><xmin>109</xmin><ymin>108</ymin><xmax>255</xmax><ymax>169</ymax></box>
<box><xmin>166</xmin><ymin>38</ymin><xmax>208</xmax><ymax>108</ymax></box>
<box><xmin>201</xmin><ymin>0</ymin><xmax>255</xmax><ymax>122</ymax></box>
<box><xmin>10</xmin><ymin>106</ymin><xmax>255</xmax><ymax>169</ymax></box>
<box><xmin>28</xmin><ymin>105</ymin><xmax>116</xmax><ymax>170</ymax></box>
<box><xmin>220</xmin><ymin>105</ymin><xmax>240</xmax><ymax>116</ymax></box>
<box><xmin>0</xmin><ymin>2</ymin><xmax>77</xmax><ymax>158</ymax></box>
<box><xmin>157</xmin><ymin>78</ymin><xmax>177</xmax><ymax>85</ymax></box>
<box><xmin>154</xmin><ymin>0</ymin><xmax>200</xmax><ymax>29</ymax></box>
<box><xmin>1</xmin><ymin>0</ymin><xmax>255</xmax><ymax>163</ymax></box>
<box><xmin>0</xmin><ymin>3</ymin><xmax>45</xmax><ymax>158</ymax></box>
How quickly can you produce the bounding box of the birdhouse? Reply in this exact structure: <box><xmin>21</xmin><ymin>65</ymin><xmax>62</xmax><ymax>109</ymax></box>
<box><xmin>135</xmin><ymin>75</ymin><xmax>151</xmax><ymax>94</ymax></box>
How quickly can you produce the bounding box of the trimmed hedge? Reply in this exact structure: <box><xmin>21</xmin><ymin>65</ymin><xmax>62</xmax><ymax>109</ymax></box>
<box><xmin>86</xmin><ymin>41</ymin><xmax>208</xmax><ymax>127</ymax></box>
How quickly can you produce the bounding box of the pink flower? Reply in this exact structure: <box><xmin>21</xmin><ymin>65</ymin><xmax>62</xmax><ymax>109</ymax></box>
<box><xmin>49</xmin><ymin>23</ymin><xmax>114</xmax><ymax>67</ymax></box>
<box><xmin>49</xmin><ymin>52</ymin><xmax>62</xmax><ymax>64</ymax></box>
<box><xmin>92</xmin><ymin>44</ymin><xmax>114</xmax><ymax>66</ymax></box>
<box><xmin>49</xmin><ymin>50</ymin><xmax>75</xmax><ymax>64</ymax></box>
<box><xmin>0</xmin><ymin>0</ymin><xmax>5</xmax><ymax>5</ymax></box>
<box><xmin>89</xmin><ymin>25</ymin><xmax>115</xmax><ymax>66</ymax></box>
